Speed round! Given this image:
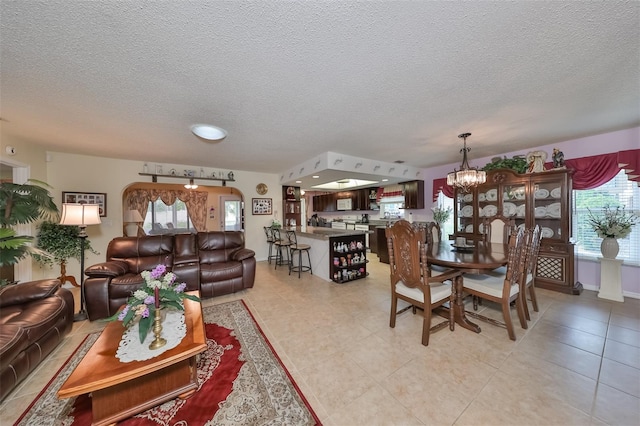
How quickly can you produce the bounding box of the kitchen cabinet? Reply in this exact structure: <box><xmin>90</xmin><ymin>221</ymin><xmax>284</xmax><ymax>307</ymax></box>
<box><xmin>400</xmin><ymin>180</ymin><xmax>425</xmax><ymax>209</ymax></box>
<box><xmin>313</xmin><ymin>188</ymin><xmax>379</xmax><ymax>212</ymax></box>
<box><xmin>368</xmin><ymin>224</ymin><xmax>379</xmax><ymax>253</ymax></box>
<box><xmin>330</xmin><ymin>234</ymin><xmax>368</xmax><ymax>283</ymax></box>
<box><xmin>452</xmin><ymin>168</ymin><xmax>580</xmax><ymax>294</ymax></box>
<box><xmin>376</xmin><ymin>227</ymin><xmax>389</xmax><ymax>264</ymax></box>
<box><xmin>283</xmin><ymin>186</ymin><xmax>301</xmax><ymax>227</ymax></box>
<box><xmin>313</xmin><ymin>193</ymin><xmax>335</xmax><ymax>212</ymax></box>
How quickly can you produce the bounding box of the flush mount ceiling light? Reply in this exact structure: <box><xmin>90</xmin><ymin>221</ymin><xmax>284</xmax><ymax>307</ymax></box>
<box><xmin>447</xmin><ymin>132</ymin><xmax>486</xmax><ymax>192</ymax></box>
<box><xmin>191</xmin><ymin>124</ymin><xmax>227</xmax><ymax>141</ymax></box>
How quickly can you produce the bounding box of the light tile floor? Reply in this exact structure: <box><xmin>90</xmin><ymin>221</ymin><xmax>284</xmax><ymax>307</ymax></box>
<box><xmin>2</xmin><ymin>259</ymin><xmax>639</xmax><ymax>425</ymax></box>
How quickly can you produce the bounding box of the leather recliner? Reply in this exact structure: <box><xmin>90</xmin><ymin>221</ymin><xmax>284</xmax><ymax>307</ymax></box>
<box><xmin>0</xmin><ymin>279</ymin><xmax>74</xmax><ymax>401</ymax></box>
<box><xmin>84</xmin><ymin>231</ymin><xmax>256</xmax><ymax>321</ymax></box>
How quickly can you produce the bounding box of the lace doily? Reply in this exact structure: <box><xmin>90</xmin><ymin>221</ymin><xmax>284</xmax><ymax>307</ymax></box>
<box><xmin>116</xmin><ymin>309</ymin><xmax>187</xmax><ymax>363</ymax></box>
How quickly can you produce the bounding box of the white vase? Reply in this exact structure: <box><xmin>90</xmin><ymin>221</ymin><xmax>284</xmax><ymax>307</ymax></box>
<box><xmin>600</xmin><ymin>237</ymin><xmax>619</xmax><ymax>259</ymax></box>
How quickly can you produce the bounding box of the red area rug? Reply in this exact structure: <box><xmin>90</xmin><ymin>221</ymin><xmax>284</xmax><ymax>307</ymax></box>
<box><xmin>15</xmin><ymin>300</ymin><xmax>321</xmax><ymax>425</ymax></box>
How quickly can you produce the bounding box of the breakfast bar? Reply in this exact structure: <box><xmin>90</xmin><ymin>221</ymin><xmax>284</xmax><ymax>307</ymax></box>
<box><xmin>285</xmin><ymin>226</ymin><xmax>371</xmax><ymax>283</ymax></box>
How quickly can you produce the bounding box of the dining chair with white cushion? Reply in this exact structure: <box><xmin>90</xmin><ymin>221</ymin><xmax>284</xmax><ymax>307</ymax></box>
<box><xmin>425</xmin><ymin>221</ymin><xmax>448</xmax><ymax>277</ymax></box>
<box><xmin>482</xmin><ymin>215</ymin><xmax>516</xmax><ymax>245</ymax></box>
<box><xmin>386</xmin><ymin>220</ymin><xmax>463</xmax><ymax>346</ymax></box>
<box><xmin>462</xmin><ymin>227</ymin><xmax>528</xmax><ymax>341</ymax></box>
<box><xmin>521</xmin><ymin>225</ymin><xmax>542</xmax><ymax>321</ymax></box>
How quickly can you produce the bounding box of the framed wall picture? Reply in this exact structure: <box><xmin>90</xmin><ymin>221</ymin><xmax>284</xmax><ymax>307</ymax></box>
<box><xmin>252</xmin><ymin>198</ymin><xmax>272</xmax><ymax>215</ymax></box>
<box><xmin>62</xmin><ymin>192</ymin><xmax>107</xmax><ymax>217</ymax></box>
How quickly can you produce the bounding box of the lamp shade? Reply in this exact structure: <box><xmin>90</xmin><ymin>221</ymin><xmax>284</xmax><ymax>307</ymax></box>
<box><xmin>59</xmin><ymin>204</ymin><xmax>102</xmax><ymax>226</ymax></box>
<box><xmin>123</xmin><ymin>209</ymin><xmax>144</xmax><ymax>223</ymax></box>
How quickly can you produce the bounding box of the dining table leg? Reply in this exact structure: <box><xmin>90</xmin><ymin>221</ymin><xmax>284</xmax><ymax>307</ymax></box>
<box><xmin>452</xmin><ymin>275</ymin><xmax>481</xmax><ymax>333</ymax></box>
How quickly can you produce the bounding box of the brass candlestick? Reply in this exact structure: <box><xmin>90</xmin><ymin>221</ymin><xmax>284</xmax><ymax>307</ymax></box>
<box><xmin>149</xmin><ymin>307</ymin><xmax>167</xmax><ymax>350</ymax></box>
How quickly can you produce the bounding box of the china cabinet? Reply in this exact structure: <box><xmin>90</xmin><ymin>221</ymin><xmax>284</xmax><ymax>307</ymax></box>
<box><xmin>452</xmin><ymin>168</ymin><xmax>581</xmax><ymax>295</ymax></box>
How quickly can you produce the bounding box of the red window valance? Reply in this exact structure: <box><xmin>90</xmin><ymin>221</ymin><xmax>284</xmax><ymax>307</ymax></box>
<box><xmin>433</xmin><ymin>149</ymin><xmax>640</xmax><ymax>200</ymax></box>
<box><xmin>618</xmin><ymin>149</ymin><xmax>640</xmax><ymax>185</ymax></box>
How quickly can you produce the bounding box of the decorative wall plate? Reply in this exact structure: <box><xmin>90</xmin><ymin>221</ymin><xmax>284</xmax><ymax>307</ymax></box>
<box><xmin>503</xmin><ymin>202</ymin><xmax>517</xmax><ymax>217</ymax></box>
<box><xmin>256</xmin><ymin>183</ymin><xmax>268</xmax><ymax>195</ymax></box>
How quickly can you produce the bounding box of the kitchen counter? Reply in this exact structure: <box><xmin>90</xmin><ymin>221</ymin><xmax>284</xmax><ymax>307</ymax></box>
<box><xmin>281</xmin><ymin>226</ymin><xmax>370</xmax><ymax>282</ymax></box>
<box><xmin>284</xmin><ymin>226</ymin><xmax>370</xmax><ymax>240</ymax></box>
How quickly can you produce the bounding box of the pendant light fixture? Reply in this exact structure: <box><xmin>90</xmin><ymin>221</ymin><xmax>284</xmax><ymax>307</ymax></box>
<box><xmin>446</xmin><ymin>132</ymin><xmax>486</xmax><ymax>192</ymax></box>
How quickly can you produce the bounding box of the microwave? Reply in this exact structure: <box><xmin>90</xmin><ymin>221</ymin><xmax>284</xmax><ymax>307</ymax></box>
<box><xmin>336</xmin><ymin>198</ymin><xmax>352</xmax><ymax>211</ymax></box>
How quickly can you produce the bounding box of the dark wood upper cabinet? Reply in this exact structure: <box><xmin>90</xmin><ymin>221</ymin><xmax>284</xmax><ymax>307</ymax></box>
<box><xmin>400</xmin><ymin>180</ymin><xmax>425</xmax><ymax>209</ymax></box>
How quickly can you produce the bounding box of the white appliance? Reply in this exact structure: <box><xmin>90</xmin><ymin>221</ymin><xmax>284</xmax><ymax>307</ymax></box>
<box><xmin>354</xmin><ymin>224</ymin><xmax>370</xmax><ymax>248</ymax></box>
<box><xmin>336</xmin><ymin>198</ymin><xmax>352</xmax><ymax>210</ymax></box>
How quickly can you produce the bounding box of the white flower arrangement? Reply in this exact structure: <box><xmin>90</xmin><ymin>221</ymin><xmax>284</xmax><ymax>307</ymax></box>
<box><xmin>587</xmin><ymin>205</ymin><xmax>638</xmax><ymax>239</ymax></box>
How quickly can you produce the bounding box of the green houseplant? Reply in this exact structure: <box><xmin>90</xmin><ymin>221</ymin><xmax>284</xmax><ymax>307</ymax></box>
<box><xmin>34</xmin><ymin>221</ymin><xmax>98</xmax><ymax>284</ymax></box>
<box><xmin>0</xmin><ymin>180</ymin><xmax>58</xmax><ymax>283</ymax></box>
<box><xmin>482</xmin><ymin>155</ymin><xmax>528</xmax><ymax>174</ymax></box>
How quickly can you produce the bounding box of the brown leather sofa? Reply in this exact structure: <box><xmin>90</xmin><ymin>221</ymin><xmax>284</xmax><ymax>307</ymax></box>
<box><xmin>84</xmin><ymin>231</ymin><xmax>256</xmax><ymax>321</ymax></box>
<box><xmin>0</xmin><ymin>279</ymin><xmax>74</xmax><ymax>401</ymax></box>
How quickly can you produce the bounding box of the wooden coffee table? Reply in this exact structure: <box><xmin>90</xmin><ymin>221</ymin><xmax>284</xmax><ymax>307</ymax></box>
<box><xmin>58</xmin><ymin>292</ymin><xmax>206</xmax><ymax>426</ymax></box>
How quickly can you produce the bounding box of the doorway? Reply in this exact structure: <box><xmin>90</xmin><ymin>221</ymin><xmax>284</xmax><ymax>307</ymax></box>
<box><xmin>221</xmin><ymin>196</ymin><xmax>242</xmax><ymax>231</ymax></box>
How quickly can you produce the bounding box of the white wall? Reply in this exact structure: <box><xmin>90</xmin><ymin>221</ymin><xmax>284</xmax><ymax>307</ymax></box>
<box><xmin>43</xmin><ymin>152</ymin><xmax>280</xmax><ymax>282</ymax></box>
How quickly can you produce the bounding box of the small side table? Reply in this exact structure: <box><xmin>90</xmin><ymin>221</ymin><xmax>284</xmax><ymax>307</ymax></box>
<box><xmin>598</xmin><ymin>257</ymin><xmax>624</xmax><ymax>302</ymax></box>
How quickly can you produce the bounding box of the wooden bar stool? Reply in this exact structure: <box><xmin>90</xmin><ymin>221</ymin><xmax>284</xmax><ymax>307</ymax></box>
<box><xmin>286</xmin><ymin>230</ymin><xmax>312</xmax><ymax>278</ymax></box>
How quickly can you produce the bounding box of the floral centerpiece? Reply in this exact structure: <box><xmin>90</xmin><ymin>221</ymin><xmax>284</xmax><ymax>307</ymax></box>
<box><xmin>271</xmin><ymin>219</ymin><xmax>282</xmax><ymax>229</ymax></box>
<box><xmin>587</xmin><ymin>205</ymin><xmax>638</xmax><ymax>239</ymax></box>
<box><xmin>431</xmin><ymin>205</ymin><xmax>452</xmax><ymax>225</ymax></box>
<box><xmin>108</xmin><ymin>264</ymin><xmax>200</xmax><ymax>343</ymax></box>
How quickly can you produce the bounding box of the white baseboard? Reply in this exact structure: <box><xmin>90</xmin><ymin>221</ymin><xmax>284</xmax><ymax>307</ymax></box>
<box><xmin>582</xmin><ymin>283</ymin><xmax>640</xmax><ymax>300</ymax></box>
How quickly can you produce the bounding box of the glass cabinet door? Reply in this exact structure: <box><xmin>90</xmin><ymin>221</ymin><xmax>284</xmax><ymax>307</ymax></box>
<box><xmin>455</xmin><ymin>191</ymin><xmax>475</xmax><ymax>234</ymax></box>
<box><xmin>477</xmin><ymin>183</ymin><xmax>499</xmax><ymax>234</ymax></box>
<box><xmin>531</xmin><ymin>180</ymin><xmax>564</xmax><ymax>240</ymax></box>
<box><xmin>502</xmin><ymin>183</ymin><xmax>526</xmax><ymax>231</ymax></box>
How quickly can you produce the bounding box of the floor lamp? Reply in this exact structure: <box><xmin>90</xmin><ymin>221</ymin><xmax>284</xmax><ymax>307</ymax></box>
<box><xmin>59</xmin><ymin>203</ymin><xmax>101</xmax><ymax>322</ymax></box>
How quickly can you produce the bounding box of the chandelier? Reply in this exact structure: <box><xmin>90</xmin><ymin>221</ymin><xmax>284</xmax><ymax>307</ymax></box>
<box><xmin>446</xmin><ymin>132</ymin><xmax>486</xmax><ymax>192</ymax></box>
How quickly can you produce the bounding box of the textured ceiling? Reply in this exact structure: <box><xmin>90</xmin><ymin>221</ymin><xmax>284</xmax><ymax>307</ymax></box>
<box><xmin>1</xmin><ymin>1</ymin><xmax>639</xmax><ymax>179</ymax></box>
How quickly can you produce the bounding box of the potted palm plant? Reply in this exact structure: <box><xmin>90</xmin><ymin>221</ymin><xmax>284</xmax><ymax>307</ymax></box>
<box><xmin>0</xmin><ymin>179</ymin><xmax>58</xmax><ymax>285</ymax></box>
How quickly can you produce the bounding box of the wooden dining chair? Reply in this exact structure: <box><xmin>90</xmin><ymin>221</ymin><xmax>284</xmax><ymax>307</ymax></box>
<box><xmin>386</xmin><ymin>220</ymin><xmax>463</xmax><ymax>346</ymax></box>
<box><xmin>521</xmin><ymin>225</ymin><xmax>541</xmax><ymax>321</ymax></box>
<box><xmin>425</xmin><ymin>221</ymin><xmax>447</xmax><ymax>277</ymax></box>
<box><xmin>462</xmin><ymin>227</ymin><xmax>528</xmax><ymax>341</ymax></box>
<box><xmin>425</xmin><ymin>221</ymin><xmax>442</xmax><ymax>246</ymax></box>
<box><xmin>482</xmin><ymin>215</ymin><xmax>516</xmax><ymax>245</ymax></box>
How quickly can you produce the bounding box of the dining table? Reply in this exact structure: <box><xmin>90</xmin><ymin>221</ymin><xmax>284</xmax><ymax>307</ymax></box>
<box><xmin>427</xmin><ymin>240</ymin><xmax>509</xmax><ymax>333</ymax></box>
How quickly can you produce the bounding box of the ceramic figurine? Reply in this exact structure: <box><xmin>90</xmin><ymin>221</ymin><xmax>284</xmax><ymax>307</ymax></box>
<box><xmin>552</xmin><ymin>148</ymin><xmax>566</xmax><ymax>169</ymax></box>
<box><xmin>526</xmin><ymin>150</ymin><xmax>547</xmax><ymax>173</ymax></box>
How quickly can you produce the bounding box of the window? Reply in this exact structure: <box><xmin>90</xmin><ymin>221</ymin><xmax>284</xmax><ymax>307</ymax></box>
<box><xmin>437</xmin><ymin>192</ymin><xmax>455</xmax><ymax>239</ymax></box>
<box><xmin>573</xmin><ymin>170</ymin><xmax>640</xmax><ymax>264</ymax></box>
<box><xmin>380</xmin><ymin>202</ymin><xmax>404</xmax><ymax>219</ymax></box>
<box><xmin>143</xmin><ymin>199</ymin><xmax>194</xmax><ymax>235</ymax></box>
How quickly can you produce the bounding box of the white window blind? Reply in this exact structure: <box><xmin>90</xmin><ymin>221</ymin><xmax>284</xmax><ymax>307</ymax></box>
<box><xmin>572</xmin><ymin>170</ymin><xmax>640</xmax><ymax>264</ymax></box>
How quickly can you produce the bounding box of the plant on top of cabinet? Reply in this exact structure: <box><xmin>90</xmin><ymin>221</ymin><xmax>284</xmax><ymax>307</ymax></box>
<box><xmin>482</xmin><ymin>155</ymin><xmax>528</xmax><ymax>174</ymax></box>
